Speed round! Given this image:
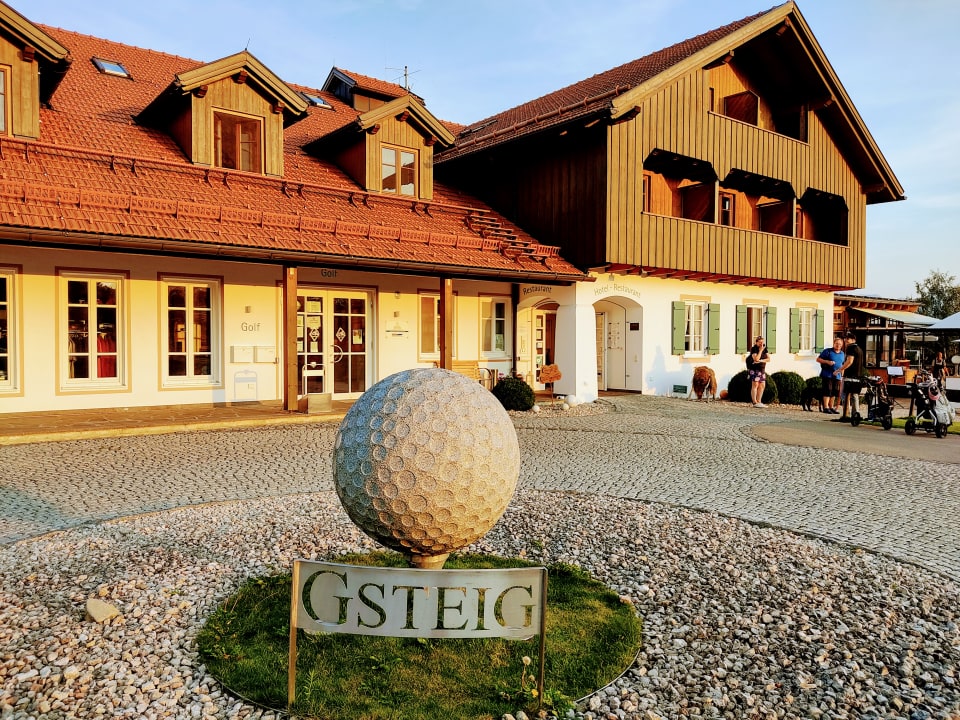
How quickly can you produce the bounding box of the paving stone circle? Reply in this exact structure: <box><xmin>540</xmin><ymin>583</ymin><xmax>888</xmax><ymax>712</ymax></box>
<box><xmin>332</xmin><ymin>367</ymin><xmax>520</xmax><ymax>566</ymax></box>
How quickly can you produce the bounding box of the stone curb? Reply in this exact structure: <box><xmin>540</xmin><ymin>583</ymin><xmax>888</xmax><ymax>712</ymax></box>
<box><xmin>0</xmin><ymin>413</ymin><xmax>348</xmax><ymax>446</ymax></box>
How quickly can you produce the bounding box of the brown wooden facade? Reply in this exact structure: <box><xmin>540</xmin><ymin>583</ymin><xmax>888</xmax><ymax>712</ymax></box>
<box><xmin>436</xmin><ymin>2</ymin><xmax>903</xmax><ymax>293</ymax></box>
<box><xmin>0</xmin><ymin>2</ymin><xmax>71</xmax><ymax>141</ymax></box>
<box><xmin>332</xmin><ymin>97</ymin><xmax>452</xmax><ymax>202</ymax></box>
<box><xmin>438</xmin><ymin>124</ymin><xmax>608</xmax><ymax>271</ymax></box>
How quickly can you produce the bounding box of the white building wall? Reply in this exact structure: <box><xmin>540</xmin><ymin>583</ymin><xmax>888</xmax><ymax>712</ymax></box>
<box><xmin>5</xmin><ymin>246</ymin><xmax>286</xmax><ymax>412</ymax></box>
<box><xmin>2</xmin><ymin>247</ymin><xmax>522</xmax><ymax>413</ymax></box>
<box><xmin>528</xmin><ymin>273</ymin><xmax>834</xmax><ymax>404</ymax></box>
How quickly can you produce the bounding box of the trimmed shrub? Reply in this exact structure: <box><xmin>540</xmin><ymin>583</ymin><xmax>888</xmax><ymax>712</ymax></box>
<box><xmin>727</xmin><ymin>369</ymin><xmax>778</xmax><ymax>404</ymax></box>
<box><xmin>727</xmin><ymin>370</ymin><xmax>752</xmax><ymax>403</ymax></box>
<box><xmin>770</xmin><ymin>371</ymin><xmax>805</xmax><ymax>406</ymax></box>
<box><xmin>491</xmin><ymin>376</ymin><xmax>536</xmax><ymax>411</ymax></box>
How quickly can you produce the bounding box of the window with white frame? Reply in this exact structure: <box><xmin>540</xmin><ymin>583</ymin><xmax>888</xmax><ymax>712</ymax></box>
<box><xmin>62</xmin><ymin>273</ymin><xmax>124</xmax><ymax>387</ymax></box>
<box><xmin>685</xmin><ymin>301</ymin><xmax>707</xmax><ymax>354</ymax></box>
<box><xmin>747</xmin><ymin>305</ymin><xmax>767</xmax><ymax>338</ymax></box>
<box><xmin>214</xmin><ymin>111</ymin><xmax>262</xmax><ymax>173</ymax></box>
<box><xmin>746</xmin><ymin>305</ymin><xmax>766</xmax><ymax>344</ymax></box>
<box><xmin>381</xmin><ymin>145</ymin><xmax>417</xmax><ymax>197</ymax></box>
<box><xmin>736</xmin><ymin>303</ymin><xmax>776</xmax><ymax>354</ymax></box>
<box><xmin>162</xmin><ymin>278</ymin><xmax>220</xmax><ymax>384</ymax></box>
<box><xmin>0</xmin><ymin>268</ymin><xmax>14</xmax><ymax>390</ymax></box>
<box><xmin>798</xmin><ymin>307</ymin><xmax>814</xmax><ymax>353</ymax></box>
<box><xmin>480</xmin><ymin>297</ymin><xmax>508</xmax><ymax>356</ymax></box>
<box><xmin>0</xmin><ymin>66</ymin><xmax>9</xmax><ymax>135</ymax></box>
<box><xmin>418</xmin><ymin>293</ymin><xmax>457</xmax><ymax>360</ymax></box>
<box><xmin>673</xmin><ymin>300</ymin><xmax>720</xmax><ymax>356</ymax></box>
<box><xmin>789</xmin><ymin>306</ymin><xmax>823</xmax><ymax>355</ymax></box>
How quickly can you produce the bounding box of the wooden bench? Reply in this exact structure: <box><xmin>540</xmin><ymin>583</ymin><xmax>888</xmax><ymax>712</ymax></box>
<box><xmin>442</xmin><ymin>360</ymin><xmax>496</xmax><ymax>389</ymax></box>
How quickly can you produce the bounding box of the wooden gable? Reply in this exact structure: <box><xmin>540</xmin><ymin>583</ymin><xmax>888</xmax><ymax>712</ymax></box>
<box><xmin>602</xmin><ymin>2</ymin><xmax>901</xmax><ymax>289</ymax></box>
<box><xmin>610</xmin><ymin>2</ymin><xmax>902</xmax><ymax>205</ymax></box>
<box><xmin>438</xmin><ymin>1</ymin><xmax>903</xmax><ymax>291</ymax></box>
<box><xmin>607</xmin><ymin>57</ymin><xmax>868</xmax><ymax>288</ymax></box>
<box><xmin>0</xmin><ymin>2</ymin><xmax>71</xmax><ymax>139</ymax></box>
<box><xmin>138</xmin><ymin>51</ymin><xmax>308</xmax><ymax>177</ymax></box>
<box><xmin>309</xmin><ymin>95</ymin><xmax>455</xmax><ymax>201</ymax></box>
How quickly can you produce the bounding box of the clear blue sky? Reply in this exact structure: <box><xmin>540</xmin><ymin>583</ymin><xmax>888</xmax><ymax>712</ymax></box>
<box><xmin>25</xmin><ymin>0</ymin><xmax>959</xmax><ymax>301</ymax></box>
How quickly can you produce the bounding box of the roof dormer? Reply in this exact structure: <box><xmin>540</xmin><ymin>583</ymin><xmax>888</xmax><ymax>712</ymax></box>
<box><xmin>322</xmin><ymin>67</ymin><xmax>423</xmax><ymax>112</ymax></box>
<box><xmin>0</xmin><ymin>1</ymin><xmax>71</xmax><ymax>139</ymax></box>
<box><xmin>304</xmin><ymin>94</ymin><xmax>454</xmax><ymax>201</ymax></box>
<box><xmin>137</xmin><ymin>50</ymin><xmax>308</xmax><ymax>177</ymax></box>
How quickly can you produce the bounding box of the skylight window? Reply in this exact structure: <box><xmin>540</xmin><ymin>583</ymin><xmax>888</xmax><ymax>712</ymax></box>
<box><xmin>92</xmin><ymin>58</ymin><xmax>131</xmax><ymax>79</ymax></box>
<box><xmin>300</xmin><ymin>91</ymin><xmax>333</xmax><ymax>109</ymax></box>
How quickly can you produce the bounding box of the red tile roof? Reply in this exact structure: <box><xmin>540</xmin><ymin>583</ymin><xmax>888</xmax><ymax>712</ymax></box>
<box><xmin>333</xmin><ymin>67</ymin><xmax>419</xmax><ymax>102</ymax></box>
<box><xmin>3</xmin><ymin>24</ymin><xmax>583</xmax><ymax>281</ymax></box>
<box><xmin>437</xmin><ymin>10</ymin><xmax>769</xmax><ymax>162</ymax></box>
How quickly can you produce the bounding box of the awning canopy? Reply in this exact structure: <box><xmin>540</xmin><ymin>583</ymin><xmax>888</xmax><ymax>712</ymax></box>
<box><xmin>856</xmin><ymin>308</ymin><xmax>939</xmax><ymax>327</ymax></box>
<box><xmin>927</xmin><ymin>311</ymin><xmax>960</xmax><ymax>331</ymax></box>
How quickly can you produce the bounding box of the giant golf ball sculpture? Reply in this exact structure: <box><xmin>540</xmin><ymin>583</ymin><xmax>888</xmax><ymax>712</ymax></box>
<box><xmin>333</xmin><ymin>368</ymin><xmax>520</xmax><ymax>569</ymax></box>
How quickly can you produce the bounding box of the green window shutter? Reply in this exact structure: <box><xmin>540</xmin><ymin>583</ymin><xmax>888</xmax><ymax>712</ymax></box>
<box><xmin>671</xmin><ymin>301</ymin><xmax>686</xmax><ymax>355</ymax></box>
<box><xmin>816</xmin><ymin>309</ymin><xmax>825</xmax><ymax>352</ymax></box>
<box><xmin>735</xmin><ymin>305</ymin><xmax>747</xmax><ymax>353</ymax></box>
<box><xmin>789</xmin><ymin>308</ymin><xmax>800</xmax><ymax>353</ymax></box>
<box><xmin>766</xmin><ymin>306</ymin><xmax>777</xmax><ymax>354</ymax></box>
<box><xmin>708</xmin><ymin>303</ymin><xmax>721</xmax><ymax>355</ymax></box>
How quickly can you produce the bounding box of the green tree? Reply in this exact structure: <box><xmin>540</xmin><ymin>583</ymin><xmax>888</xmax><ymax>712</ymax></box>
<box><xmin>914</xmin><ymin>270</ymin><xmax>960</xmax><ymax>319</ymax></box>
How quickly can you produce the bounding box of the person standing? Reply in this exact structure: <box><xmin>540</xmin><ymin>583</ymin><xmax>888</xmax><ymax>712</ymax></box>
<box><xmin>748</xmin><ymin>336</ymin><xmax>770</xmax><ymax>408</ymax></box>
<box><xmin>930</xmin><ymin>351</ymin><xmax>948</xmax><ymax>390</ymax></box>
<box><xmin>816</xmin><ymin>336</ymin><xmax>845</xmax><ymax>414</ymax></box>
<box><xmin>839</xmin><ymin>331</ymin><xmax>864</xmax><ymax>422</ymax></box>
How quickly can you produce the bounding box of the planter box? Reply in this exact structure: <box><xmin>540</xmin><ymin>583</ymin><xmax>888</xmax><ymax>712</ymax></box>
<box><xmin>298</xmin><ymin>393</ymin><xmax>333</xmax><ymax>414</ymax></box>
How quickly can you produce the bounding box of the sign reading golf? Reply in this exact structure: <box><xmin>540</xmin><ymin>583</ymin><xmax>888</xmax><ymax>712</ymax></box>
<box><xmin>292</xmin><ymin>560</ymin><xmax>545</xmax><ymax>639</ymax></box>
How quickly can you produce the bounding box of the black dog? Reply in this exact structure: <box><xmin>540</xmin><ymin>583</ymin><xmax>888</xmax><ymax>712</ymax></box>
<box><xmin>800</xmin><ymin>379</ymin><xmax>823</xmax><ymax>412</ymax></box>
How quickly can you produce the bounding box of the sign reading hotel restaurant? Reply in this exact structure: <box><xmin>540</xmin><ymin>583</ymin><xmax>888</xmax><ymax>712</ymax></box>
<box><xmin>290</xmin><ymin>560</ymin><xmax>546</xmax><ymax>638</ymax></box>
<box><xmin>287</xmin><ymin>560</ymin><xmax>549</xmax><ymax>706</ymax></box>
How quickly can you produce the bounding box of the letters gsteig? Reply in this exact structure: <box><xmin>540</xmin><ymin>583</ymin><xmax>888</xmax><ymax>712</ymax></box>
<box><xmin>293</xmin><ymin>560</ymin><xmax>545</xmax><ymax>640</ymax></box>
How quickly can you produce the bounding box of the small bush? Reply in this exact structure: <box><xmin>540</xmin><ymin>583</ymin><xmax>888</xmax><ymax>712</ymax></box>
<box><xmin>770</xmin><ymin>371</ymin><xmax>805</xmax><ymax>405</ymax></box>
<box><xmin>727</xmin><ymin>370</ymin><xmax>778</xmax><ymax>404</ymax></box>
<box><xmin>727</xmin><ymin>370</ymin><xmax>751</xmax><ymax>403</ymax></box>
<box><xmin>492</xmin><ymin>376</ymin><xmax>536</xmax><ymax>411</ymax></box>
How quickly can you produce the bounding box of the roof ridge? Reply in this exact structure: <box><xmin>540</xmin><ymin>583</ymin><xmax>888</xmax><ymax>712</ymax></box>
<box><xmin>449</xmin><ymin>7</ymin><xmax>773</xmax><ymax>142</ymax></box>
<box><xmin>39</xmin><ymin>24</ymin><xmax>202</xmax><ymax>66</ymax></box>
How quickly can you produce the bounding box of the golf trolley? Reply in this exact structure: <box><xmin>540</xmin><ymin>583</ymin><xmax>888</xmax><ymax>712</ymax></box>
<box><xmin>850</xmin><ymin>375</ymin><xmax>893</xmax><ymax>430</ymax></box>
<box><xmin>905</xmin><ymin>371</ymin><xmax>955</xmax><ymax>438</ymax></box>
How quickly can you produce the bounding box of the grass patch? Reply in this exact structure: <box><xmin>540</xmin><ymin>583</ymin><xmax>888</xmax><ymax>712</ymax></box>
<box><xmin>197</xmin><ymin>552</ymin><xmax>642</xmax><ymax>720</ymax></box>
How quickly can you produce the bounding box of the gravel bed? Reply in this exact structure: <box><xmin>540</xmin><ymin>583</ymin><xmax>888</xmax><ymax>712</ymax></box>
<box><xmin>2</xmin><ymin>489</ymin><xmax>958</xmax><ymax>720</ymax></box>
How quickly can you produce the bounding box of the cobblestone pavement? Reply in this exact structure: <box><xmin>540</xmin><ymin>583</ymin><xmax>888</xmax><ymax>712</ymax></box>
<box><xmin>1</xmin><ymin>395</ymin><xmax>958</xmax><ymax>580</ymax></box>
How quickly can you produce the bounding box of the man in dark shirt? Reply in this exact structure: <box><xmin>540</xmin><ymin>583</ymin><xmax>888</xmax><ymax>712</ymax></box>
<box><xmin>840</xmin><ymin>331</ymin><xmax>864</xmax><ymax>422</ymax></box>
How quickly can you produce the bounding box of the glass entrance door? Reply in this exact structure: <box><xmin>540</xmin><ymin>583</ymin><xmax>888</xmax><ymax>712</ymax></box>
<box><xmin>595</xmin><ymin>312</ymin><xmax>606</xmax><ymax>391</ymax></box>
<box><xmin>296</xmin><ymin>289</ymin><xmax>371</xmax><ymax>399</ymax></box>
<box><xmin>297</xmin><ymin>294</ymin><xmax>325</xmax><ymax>396</ymax></box>
<box><xmin>331</xmin><ymin>293</ymin><xmax>368</xmax><ymax>396</ymax></box>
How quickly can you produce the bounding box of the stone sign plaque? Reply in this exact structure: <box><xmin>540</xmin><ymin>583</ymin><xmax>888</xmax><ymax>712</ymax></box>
<box><xmin>291</xmin><ymin>560</ymin><xmax>546</xmax><ymax>639</ymax></box>
<box><xmin>288</xmin><ymin>560</ymin><xmax>548</xmax><ymax>706</ymax></box>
